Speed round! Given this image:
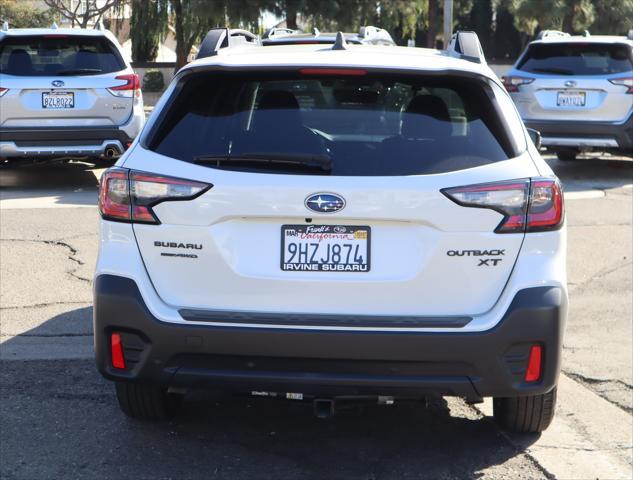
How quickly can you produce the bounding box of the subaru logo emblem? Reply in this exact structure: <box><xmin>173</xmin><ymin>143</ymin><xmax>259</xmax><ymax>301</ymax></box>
<box><xmin>564</xmin><ymin>80</ymin><xmax>576</xmax><ymax>88</ymax></box>
<box><xmin>305</xmin><ymin>193</ymin><xmax>346</xmax><ymax>214</ymax></box>
<box><xmin>51</xmin><ymin>80</ymin><xmax>64</xmax><ymax>87</ymax></box>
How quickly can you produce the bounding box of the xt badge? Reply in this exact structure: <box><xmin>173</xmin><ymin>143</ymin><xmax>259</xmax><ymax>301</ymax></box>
<box><xmin>446</xmin><ymin>249</ymin><xmax>504</xmax><ymax>267</ymax></box>
<box><xmin>478</xmin><ymin>258</ymin><xmax>502</xmax><ymax>266</ymax></box>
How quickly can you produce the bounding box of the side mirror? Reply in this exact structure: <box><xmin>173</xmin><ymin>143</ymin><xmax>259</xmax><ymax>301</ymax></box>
<box><xmin>527</xmin><ymin>128</ymin><xmax>542</xmax><ymax>150</ymax></box>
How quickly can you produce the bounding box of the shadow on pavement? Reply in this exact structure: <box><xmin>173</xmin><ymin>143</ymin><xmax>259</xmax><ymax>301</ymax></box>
<box><xmin>544</xmin><ymin>154</ymin><xmax>633</xmax><ymax>192</ymax></box>
<box><xmin>0</xmin><ymin>161</ymin><xmax>110</xmax><ymax>207</ymax></box>
<box><xmin>0</xmin><ymin>306</ymin><xmax>543</xmax><ymax>479</ymax></box>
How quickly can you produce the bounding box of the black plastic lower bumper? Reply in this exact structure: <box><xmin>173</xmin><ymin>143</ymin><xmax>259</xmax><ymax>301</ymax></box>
<box><xmin>0</xmin><ymin>126</ymin><xmax>133</xmax><ymax>145</ymax></box>
<box><xmin>524</xmin><ymin>114</ymin><xmax>633</xmax><ymax>151</ymax></box>
<box><xmin>94</xmin><ymin>275</ymin><xmax>567</xmax><ymax>399</ymax></box>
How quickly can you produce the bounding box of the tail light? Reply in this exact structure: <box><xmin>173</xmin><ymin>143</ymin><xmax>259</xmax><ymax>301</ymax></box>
<box><xmin>608</xmin><ymin>77</ymin><xmax>633</xmax><ymax>94</ymax></box>
<box><xmin>0</xmin><ymin>87</ymin><xmax>8</xmax><ymax>97</ymax></box>
<box><xmin>442</xmin><ymin>178</ymin><xmax>564</xmax><ymax>233</ymax></box>
<box><xmin>107</xmin><ymin>74</ymin><xmax>141</xmax><ymax>98</ymax></box>
<box><xmin>99</xmin><ymin>168</ymin><xmax>211</xmax><ymax>224</ymax></box>
<box><xmin>501</xmin><ymin>76</ymin><xmax>534</xmax><ymax>93</ymax></box>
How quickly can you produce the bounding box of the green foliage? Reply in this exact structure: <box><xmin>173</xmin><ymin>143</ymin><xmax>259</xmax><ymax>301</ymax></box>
<box><xmin>510</xmin><ymin>0</ymin><xmax>594</xmax><ymax>36</ymax></box>
<box><xmin>131</xmin><ymin>0</ymin><xmax>169</xmax><ymax>62</ymax></box>
<box><xmin>590</xmin><ymin>0</ymin><xmax>633</xmax><ymax>36</ymax></box>
<box><xmin>142</xmin><ymin>70</ymin><xmax>166</xmax><ymax>92</ymax></box>
<box><xmin>492</xmin><ymin>0</ymin><xmax>523</xmax><ymax>59</ymax></box>
<box><xmin>468</xmin><ymin>0</ymin><xmax>492</xmax><ymax>54</ymax></box>
<box><xmin>138</xmin><ymin>0</ymin><xmax>633</xmax><ymax>68</ymax></box>
<box><xmin>0</xmin><ymin>0</ymin><xmax>57</xmax><ymax>28</ymax></box>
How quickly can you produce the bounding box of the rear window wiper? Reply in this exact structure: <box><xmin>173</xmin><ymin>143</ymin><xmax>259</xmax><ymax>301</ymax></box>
<box><xmin>193</xmin><ymin>153</ymin><xmax>332</xmax><ymax>172</ymax></box>
<box><xmin>529</xmin><ymin>67</ymin><xmax>574</xmax><ymax>76</ymax></box>
<box><xmin>55</xmin><ymin>68</ymin><xmax>103</xmax><ymax>76</ymax></box>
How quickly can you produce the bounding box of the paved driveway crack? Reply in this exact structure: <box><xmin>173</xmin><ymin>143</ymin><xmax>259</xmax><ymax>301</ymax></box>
<box><xmin>1</xmin><ymin>238</ymin><xmax>91</xmax><ymax>284</ymax></box>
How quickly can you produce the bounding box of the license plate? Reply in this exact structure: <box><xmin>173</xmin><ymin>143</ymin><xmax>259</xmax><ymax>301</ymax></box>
<box><xmin>557</xmin><ymin>91</ymin><xmax>585</xmax><ymax>107</ymax></box>
<box><xmin>42</xmin><ymin>91</ymin><xmax>74</xmax><ymax>109</ymax></box>
<box><xmin>281</xmin><ymin>225</ymin><xmax>370</xmax><ymax>272</ymax></box>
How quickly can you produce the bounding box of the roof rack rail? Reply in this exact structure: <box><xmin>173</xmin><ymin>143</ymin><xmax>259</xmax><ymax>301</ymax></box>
<box><xmin>447</xmin><ymin>31</ymin><xmax>486</xmax><ymax>64</ymax></box>
<box><xmin>536</xmin><ymin>30</ymin><xmax>570</xmax><ymax>40</ymax></box>
<box><xmin>196</xmin><ymin>28</ymin><xmax>260</xmax><ymax>59</ymax></box>
<box><xmin>358</xmin><ymin>25</ymin><xmax>394</xmax><ymax>43</ymax></box>
<box><xmin>262</xmin><ymin>27</ymin><xmax>298</xmax><ymax>39</ymax></box>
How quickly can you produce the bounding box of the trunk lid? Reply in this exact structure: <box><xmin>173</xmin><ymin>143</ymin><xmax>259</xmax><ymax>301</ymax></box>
<box><xmin>128</xmin><ymin>150</ymin><xmax>537</xmax><ymax>317</ymax></box>
<box><xmin>0</xmin><ymin>74</ymin><xmax>133</xmax><ymax>127</ymax></box>
<box><xmin>515</xmin><ymin>76</ymin><xmax>632</xmax><ymax>122</ymax></box>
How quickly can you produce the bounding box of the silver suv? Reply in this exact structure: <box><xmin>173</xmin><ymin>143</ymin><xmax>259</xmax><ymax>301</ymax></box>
<box><xmin>0</xmin><ymin>25</ymin><xmax>144</xmax><ymax>164</ymax></box>
<box><xmin>503</xmin><ymin>31</ymin><xmax>633</xmax><ymax>161</ymax></box>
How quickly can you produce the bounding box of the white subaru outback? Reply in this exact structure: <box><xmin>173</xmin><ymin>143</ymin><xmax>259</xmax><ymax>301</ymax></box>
<box><xmin>94</xmin><ymin>29</ymin><xmax>567</xmax><ymax>433</ymax></box>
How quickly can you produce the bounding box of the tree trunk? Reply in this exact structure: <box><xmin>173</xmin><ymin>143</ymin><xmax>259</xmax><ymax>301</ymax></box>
<box><xmin>173</xmin><ymin>0</ymin><xmax>187</xmax><ymax>71</ymax></box>
<box><xmin>286</xmin><ymin>0</ymin><xmax>298</xmax><ymax>30</ymax></box>
<box><xmin>426</xmin><ymin>0</ymin><xmax>438</xmax><ymax>48</ymax></box>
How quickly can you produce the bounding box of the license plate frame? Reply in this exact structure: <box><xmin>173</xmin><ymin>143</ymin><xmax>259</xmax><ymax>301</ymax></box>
<box><xmin>280</xmin><ymin>224</ymin><xmax>371</xmax><ymax>272</ymax></box>
<box><xmin>556</xmin><ymin>91</ymin><xmax>586</xmax><ymax>107</ymax></box>
<box><xmin>42</xmin><ymin>91</ymin><xmax>75</xmax><ymax>109</ymax></box>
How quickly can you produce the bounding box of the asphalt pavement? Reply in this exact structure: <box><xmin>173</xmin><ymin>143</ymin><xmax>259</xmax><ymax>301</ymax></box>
<box><xmin>0</xmin><ymin>154</ymin><xmax>632</xmax><ymax>479</ymax></box>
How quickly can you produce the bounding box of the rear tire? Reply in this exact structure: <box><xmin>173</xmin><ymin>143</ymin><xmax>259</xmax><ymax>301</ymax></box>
<box><xmin>556</xmin><ymin>150</ymin><xmax>577</xmax><ymax>162</ymax></box>
<box><xmin>493</xmin><ymin>387</ymin><xmax>557</xmax><ymax>433</ymax></box>
<box><xmin>115</xmin><ymin>382</ymin><xmax>183</xmax><ymax>420</ymax></box>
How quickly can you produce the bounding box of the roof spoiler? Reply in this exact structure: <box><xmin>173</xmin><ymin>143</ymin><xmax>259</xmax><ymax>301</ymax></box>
<box><xmin>196</xmin><ymin>28</ymin><xmax>260</xmax><ymax>59</ymax></box>
<box><xmin>446</xmin><ymin>31</ymin><xmax>486</xmax><ymax>64</ymax></box>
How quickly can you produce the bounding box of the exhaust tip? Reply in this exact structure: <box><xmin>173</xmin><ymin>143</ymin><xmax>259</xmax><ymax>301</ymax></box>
<box><xmin>104</xmin><ymin>146</ymin><xmax>120</xmax><ymax>159</ymax></box>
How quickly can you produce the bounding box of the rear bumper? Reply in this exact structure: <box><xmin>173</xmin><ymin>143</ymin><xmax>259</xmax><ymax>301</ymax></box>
<box><xmin>524</xmin><ymin>114</ymin><xmax>633</xmax><ymax>151</ymax></box>
<box><xmin>94</xmin><ymin>274</ymin><xmax>567</xmax><ymax>399</ymax></box>
<box><xmin>0</xmin><ymin>126</ymin><xmax>135</xmax><ymax>159</ymax></box>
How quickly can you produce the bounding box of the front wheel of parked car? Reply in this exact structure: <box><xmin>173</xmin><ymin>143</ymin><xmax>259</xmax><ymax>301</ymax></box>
<box><xmin>556</xmin><ymin>150</ymin><xmax>577</xmax><ymax>162</ymax></box>
<box><xmin>493</xmin><ymin>387</ymin><xmax>557</xmax><ymax>433</ymax></box>
<box><xmin>115</xmin><ymin>382</ymin><xmax>183</xmax><ymax>420</ymax></box>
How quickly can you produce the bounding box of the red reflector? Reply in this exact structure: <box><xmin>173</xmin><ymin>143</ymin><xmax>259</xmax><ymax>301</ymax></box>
<box><xmin>299</xmin><ymin>68</ymin><xmax>367</xmax><ymax>76</ymax></box>
<box><xmin>525</xmin><ymin>345</ymin><xmax>542</xmax><ymax>382</ymax></box>
<box><xmin>111</xmin><ymin>333</ymin><xmax>126</xmax><ymax>369</ymax></box>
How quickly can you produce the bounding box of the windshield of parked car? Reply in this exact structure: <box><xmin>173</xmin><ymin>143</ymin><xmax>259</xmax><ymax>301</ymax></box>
<box><xmin>148</xmin><ymin>71</ymin><xmax>524</xmax><ymax>176</ymax></box>
<box><xmin>517</xmin><ymin>42</ymin><xmax>633</xmax><ymax>76</ymax></box>
<box><xmin>0</xmin><ymin>35</ymin><xmax>124</xmax><ymax>76</ymax></box>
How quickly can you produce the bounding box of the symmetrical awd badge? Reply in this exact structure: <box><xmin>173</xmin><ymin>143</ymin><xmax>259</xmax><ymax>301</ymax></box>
<box><xmin>305</xmin><ymin>193</ymin><xmax>345</xmax><ymax>213</ymax></box>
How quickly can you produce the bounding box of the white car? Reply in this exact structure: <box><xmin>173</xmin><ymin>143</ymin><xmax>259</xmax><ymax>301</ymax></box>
<box><xmin>94</xmin><ymin>29</ymin><xmax>567</xmax><ymax>433</ymax></box>
<box><xmin>0</xmin><ymin>24</ymin><xmax>144</xmax><ymax>164</ymax></box>
<box><xmin>503</xmin><ymin>31</ymin><xmax>633</xmax><ymax>161</ymax></box>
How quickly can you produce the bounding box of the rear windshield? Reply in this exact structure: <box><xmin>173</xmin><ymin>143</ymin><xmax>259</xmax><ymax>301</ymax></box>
<box><xmin>0</xmin><ymin>35</ymin><xmax>125</xmax><ymax>76</ymax></box>
<box><xmin>148</xmin><ymin>71</ymin><xmax>524</xmax><ymax>176</ymax></box>
<box><xmin>517</xmin><ymin>43</ymin><xmax>633</xmax><ymax>76</ymax></box>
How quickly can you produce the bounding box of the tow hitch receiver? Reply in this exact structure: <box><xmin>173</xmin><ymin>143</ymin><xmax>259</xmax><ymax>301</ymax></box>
<box><xmin>313</xmin><ymin>398</ymin><xmax>336</xmax><ymax>419</ymax></box>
